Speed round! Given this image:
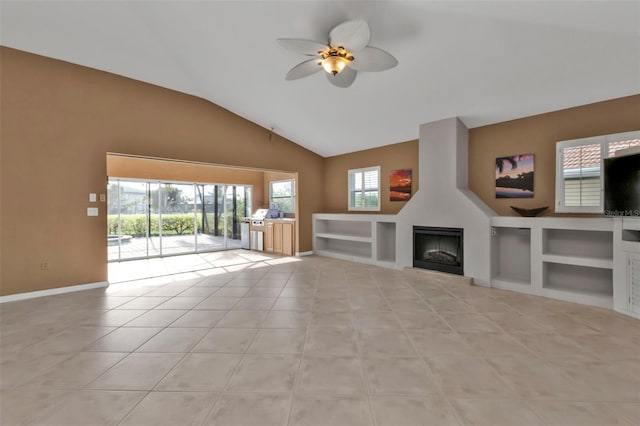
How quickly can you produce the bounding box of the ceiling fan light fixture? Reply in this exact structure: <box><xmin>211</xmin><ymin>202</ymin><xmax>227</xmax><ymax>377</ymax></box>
<box><xmin>278</xmin><ymin>19</ymin><xmax>397</xmax><ymax>87</ymax></box>
<box><xmin>321</xmin><ymin>55</ymin><xmax>348</xmax><ymax>75</ymax></box>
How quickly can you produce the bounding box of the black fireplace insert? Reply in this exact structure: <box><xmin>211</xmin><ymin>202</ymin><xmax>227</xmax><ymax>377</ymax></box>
<box><xmin>413</xmin><ymin>226</ymin><xmax>463</xmax><ymax>275</ymax></box>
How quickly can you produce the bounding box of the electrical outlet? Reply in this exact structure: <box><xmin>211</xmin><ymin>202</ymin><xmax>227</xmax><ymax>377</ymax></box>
<box><xmin>100</xmin><ymin>194</ymin><xmax>106</xmax><ymax>202</ymax></box>
<box><xmin>40</xmin><ymin>261</ymin><xmax>48</xmax><ymax>270</ymax></box>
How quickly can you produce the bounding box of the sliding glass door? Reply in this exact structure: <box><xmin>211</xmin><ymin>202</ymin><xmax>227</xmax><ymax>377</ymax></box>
<box><xmin>159</xmin><ymin>182</ymin><xmax>196</xmax><ymax>255</ymax></box>
<box><xmin>107</xmin><ymin>180</ymin><xmax>151</xmax><ymax>261</ymax></box>
<box><xmin>108</xmin><ymin>178</ymin><xmax>251</xmax><ymax>261</ymax></box>
<box><xmin>147</xmin><ymin>182</ymin><xmax>161</xmax><ymax>257</ymax></box>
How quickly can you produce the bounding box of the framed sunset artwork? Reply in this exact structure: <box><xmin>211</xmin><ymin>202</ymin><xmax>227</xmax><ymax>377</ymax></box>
<box><xmin>390</xmin><ymin>169</ymin><xmax>412</xmax><ymax>201</ymax></box>
<box><xmin>495</xmin><ymin>154</ymin><xmax>534</xmax><ymax>198</ymax></box>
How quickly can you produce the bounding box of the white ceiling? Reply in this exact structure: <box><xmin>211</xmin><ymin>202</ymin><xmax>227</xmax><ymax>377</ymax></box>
<box><xmin>2</xmin><ymin>1</ymin><xmax>639</xmax><ymax>157</ymax></box>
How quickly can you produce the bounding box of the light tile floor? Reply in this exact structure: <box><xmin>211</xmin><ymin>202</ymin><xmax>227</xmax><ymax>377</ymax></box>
<box><xmin>1</xmin><ymin>253</ymin><xmax>639</xmax><ymax>425</ymax></box>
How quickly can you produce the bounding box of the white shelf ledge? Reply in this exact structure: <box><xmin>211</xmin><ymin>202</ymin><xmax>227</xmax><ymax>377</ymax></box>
<box><xmin>492</xmin><ymin>276</ymin><xmax>531</xmax><ymax>287</ymax></box>
<box><xmin>622</xmin><ymin>217</ymin><xmax>640</xmax><ymax>231</ymax></box>
<box><xmin>543</xmin><ymin>285</ymin><xmax>613</xmax><ymax>309</ymax></box>
<box><xmin>541</xmin><ymin>254</ymin><xmax>613</xmax><ymax>269</ymax></box>
<box><xmin>314</xmin><ymin>232</ymin><xmax>372</xmax><ymax>243</ymax></box>
<box><xmin>314</xmin><ymin>249</ymin><xmax>373</xmax><ymax>265</ymax></box>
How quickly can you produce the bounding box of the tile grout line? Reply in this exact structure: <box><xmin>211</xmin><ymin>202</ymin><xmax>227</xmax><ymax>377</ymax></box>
<box><xmin>382</xmin><ymin>275</ymin><xmax>467</xmax><ymax>425</ymax></box>
<box><xmin>91</xmin><ymin>276</ymin><xmax>210</xmax><ymax>424</ymax></box>
<box><xmin>355</xmin><ymin>275</ymin><xmax>385</xmax><ymax>426</ymax></box>
<box><xmin>283</xmin><ymin>278</ymin><xmax>314</xmax><ymax>426</ymax></box>
<box><xmin>201</xmin><ymin>267</ymin><xmax>291</xmax><ymax>424</ymax></box>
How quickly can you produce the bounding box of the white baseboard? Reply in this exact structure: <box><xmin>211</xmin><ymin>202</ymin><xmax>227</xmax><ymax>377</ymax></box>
<box><xmin>295</xmin><ymin>251</ymin><xmax>314</xmax><ymax>257</ymax></box>
<box><xmin>614</xmin><ymin>308</ymin><xmax>640</xmax><ymax>320</ymax></box>
<box><xmin>0</xmin><ymin>281</ymin><xmax>109</xmax><ymax>303</ymax></box>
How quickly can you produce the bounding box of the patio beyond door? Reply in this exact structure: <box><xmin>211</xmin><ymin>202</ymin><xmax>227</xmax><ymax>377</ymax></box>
<box><xmin>108</xmin><ymin>178</ymin><xmax>251</xmax><ymax>261</ymax></box>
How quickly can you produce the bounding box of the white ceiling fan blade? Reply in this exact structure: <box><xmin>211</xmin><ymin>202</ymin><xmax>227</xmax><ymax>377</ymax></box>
<box><xmin>350</xmin><ymin>46</ymin><xmax>398</xmax><ymax>72</ymax></box>
<box><xmin>285</xmin><ymin>58</ymin><xmax>322</xmax><ymax>80</ymax></box>
<box><xmin>326</xmin><ymin>66</ymin><xmax>357</xmax><ymax>88</ymax></box>
<box><xmin>329</xmin><ymin>20</ymin><xmax>370</xmax><ymax>52</ymax></box>
<box><xmin>277</xmin><ymin>38</ymin><xmax>327</xmax><ymax>56</ymax></box>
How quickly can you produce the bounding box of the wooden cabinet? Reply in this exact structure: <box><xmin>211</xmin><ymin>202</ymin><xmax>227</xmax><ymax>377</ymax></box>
<box><xmin>264</xmin><ymin>220</ymin><xmax>295</xmax><ymax>256</ymax></box>
<box><xmin>265</xmin><ymin>222</ymin><xmax>274</xmax><ymax>252</ymax></box>
<box><xmin>274</xmin><ymin>222</ymin><xmax>283</xmax><ymax>253</ymax></box>
<box><xmin>282</xmin><ymin>222</ymin><xmax>294</xmax><ymax>256</ymax></box>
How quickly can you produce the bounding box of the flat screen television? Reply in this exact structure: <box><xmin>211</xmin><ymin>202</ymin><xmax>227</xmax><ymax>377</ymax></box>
<box><xmin>604</xmin><ymin>152</ymin><xmax>640</xmax><ymax>216</ymax></box>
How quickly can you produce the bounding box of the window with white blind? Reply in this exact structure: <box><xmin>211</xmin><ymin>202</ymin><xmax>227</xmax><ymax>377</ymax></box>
<box><xmin>348</xmin><ymin>166</ymin><xmax>380</xmax><ymax>211</ymax></box>
<box><xmin>556</xmin><ymin>131</ymin><xmax>640</xmax><ymax>213</ymax></box>
<box><xmin>270</xmin><ymin>179</ymin><xmax>295</xmax><ymax>213</ymax></box>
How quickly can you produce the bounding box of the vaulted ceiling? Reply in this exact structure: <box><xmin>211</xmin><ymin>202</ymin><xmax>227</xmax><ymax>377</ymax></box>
<box><xmin>2</xmin><ymin>1</ymin><xmax>639</xmax><ymax>156</ymax></box>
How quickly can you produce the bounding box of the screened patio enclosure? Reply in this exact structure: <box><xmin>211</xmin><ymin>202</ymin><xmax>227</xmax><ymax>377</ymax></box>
<box><xmin>108</xmin><ymin>178</ymin><xmax>251</xmax><ymax>261</ymax></box>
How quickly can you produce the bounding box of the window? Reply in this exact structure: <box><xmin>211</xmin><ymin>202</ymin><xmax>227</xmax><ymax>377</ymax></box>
<box><xmin>348</xmin><ymin>166</ymin><xmax>381</xmax><ymax>211</ymax></box>
<box><xmin>270</xmin><ymin>179</ymin><xmax>295</xmax><ymax>213</ymax></box>
<box><xmin>556</xmin><ymin>131</ymin><xmax>640</xmax><ymax>213</ymax></box>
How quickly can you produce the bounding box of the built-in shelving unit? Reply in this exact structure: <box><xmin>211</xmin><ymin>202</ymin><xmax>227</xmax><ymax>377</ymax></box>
<box><xmin>313</xmin><ymin>214</ymin><xmax>397</xmax><ymax>268</ymax></box>
<box><xmin>491</xmin><ymin>226</ymin><xmax>531</xmax><ymax>287</ymax></box>
<box><xmin>491</xmin><ymin>217</ymin><xmax>614</xmax><ymax>308</ymax></box>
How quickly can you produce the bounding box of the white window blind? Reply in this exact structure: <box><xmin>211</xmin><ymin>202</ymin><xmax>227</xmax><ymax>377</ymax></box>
<box><xmin>560</xmin><ymin>142</ymin><xmax>603</xmax><ymax>208</ymax></box>
<box><xmin>556</xmin><ymin>131</ymin><xmax>640</xmax><ymax>213</ymax></box>
<box><xmin>348</xmin><ymin>166</ymin><xmax>380</xmax><ymax>211</ymax></box>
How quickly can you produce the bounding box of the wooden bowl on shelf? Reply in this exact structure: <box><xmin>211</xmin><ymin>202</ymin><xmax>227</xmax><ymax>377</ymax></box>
<box><xmin>510</xmin><ymin>206</ymin><xmax>548</xmax><ymax>217</ymax></box>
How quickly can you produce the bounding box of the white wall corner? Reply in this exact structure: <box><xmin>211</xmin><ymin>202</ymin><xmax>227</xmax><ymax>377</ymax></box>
<box><xmin>455</xmin><ymin>117</ymin><xmax>469</xmax><ymax>190</ymax></box>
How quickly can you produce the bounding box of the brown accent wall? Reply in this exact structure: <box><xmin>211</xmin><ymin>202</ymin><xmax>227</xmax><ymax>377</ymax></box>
<box><xmin>468</xmin><ymin>95</ymin><xmax>640</xmax><ymax>217</ymax></box>
<box><xmin>107</xmin><ymin>154</ymin><xmax>266</xmax><ymax>212</ymax></box>
<box><xmin>0</xmin><ymin>47</ymin><xmax>323</xmax><ymax>296</ymax></box>
<box><xmin>322</xmin><ymin>140</ymin><xmax>419</xmax><ymax>214</ymax></box>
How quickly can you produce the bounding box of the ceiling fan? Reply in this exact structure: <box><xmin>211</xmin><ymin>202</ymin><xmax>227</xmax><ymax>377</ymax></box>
<box><xmin>278</xmin><ymin>19</ymin><xmax>398</xmax><ymax>88</ymax></box>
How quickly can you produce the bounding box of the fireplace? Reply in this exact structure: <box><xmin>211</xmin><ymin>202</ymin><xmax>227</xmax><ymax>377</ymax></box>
<box><xmin>413</xmin><ymin>226</ymin><xmax>463</xmax><ymax>275</ymax></box>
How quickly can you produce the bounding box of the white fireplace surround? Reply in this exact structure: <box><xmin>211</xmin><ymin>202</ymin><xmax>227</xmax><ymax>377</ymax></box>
<box><xmin>396</xmin><ymin>117</ymin><xmax>495</xmax><ymax>286</ymax></box>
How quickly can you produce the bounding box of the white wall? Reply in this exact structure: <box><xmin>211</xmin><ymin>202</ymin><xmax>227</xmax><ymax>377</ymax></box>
<box><xmin>397</xmin><ymin>118</ymin><xmax>495</xmax><ymax>286</ymax></box>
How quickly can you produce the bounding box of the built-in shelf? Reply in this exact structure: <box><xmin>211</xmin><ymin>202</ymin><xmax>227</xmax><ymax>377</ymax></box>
<box><xmin>543</xmin><ymin>261</ymin><xmax>613</xmax><ymax>295</ymax></box>
<box><xmin>622</xmin><ymin>229</ymin><xmax>640</xmax><ymax>243</ymax></box>
<box><xmin>376</xmin><ymin>222</ymin><xmax>396</xmax><ymax>263</ymax></box>
<box><xmin>313</xmin><ymin>214</ymin><xmax>397</xmax><ymax>268</ymax></box>
<box><xmin>314</xmin><ymin>232</ymin><xmax>372</xmax><ymax>243</ymax></box>
<box><xmin>490</xmin><ymin>217</ymin><xmax>615</xmax><ymax>309</ymax></box>
<box><xmin>543</xmin><ymin>286</ymin><xmax>613</xmax><ymax>309</ymax></box>
<box><xmin>622</xmin><ymin>217</ymin><xmax>640</xmax><ymax>232</ymax></box>
<box><xmin>491</xmin><ymin>226</ymin><xmax>531</xmax><ymax>286</ymax></box>
<box><xmin>540</xmin><ymin>254</ymin><xmax>613</xmax><ymax>269</ymax></box>
<box><xmin>543</xmin><ymin>228</ymin><xmax>613</xmax><ymax>259</ymax></box>
<box><xmin>314</xmin><ymin>237</ymin><xmax>372</xmax><ymax>258</ymax></box>
<box><xmin>314</xmin><ymin>218</ymin><xmax>372</xmax><ymax>239</ymax></box>
<box><xmin>492</xmin><ymin>276</ymin><xmax>532</xmax><ymax>287</ymax></box>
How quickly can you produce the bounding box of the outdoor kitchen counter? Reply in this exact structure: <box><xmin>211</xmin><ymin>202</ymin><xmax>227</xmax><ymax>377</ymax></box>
<box><xmin>263</xmin><ymin>219</ymin><xmax>295</xmax><ymax>255</ymax></box>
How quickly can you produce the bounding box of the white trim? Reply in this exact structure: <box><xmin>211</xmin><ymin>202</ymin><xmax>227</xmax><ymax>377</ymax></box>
<box><xmin>0</xmin><ymin>281</ymin><xmax>108</xmax><ymax>303</ymax></box>
<box><xmin>295</xmin><ymin>251</ymin><xmax>314</xmax><ymax>257</ymax></box>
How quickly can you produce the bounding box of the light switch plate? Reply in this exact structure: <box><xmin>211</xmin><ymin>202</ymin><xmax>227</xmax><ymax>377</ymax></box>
<box><xmin>87</xmin><ymin>207</ymin><xmax>99</xmax><ymax>216</ymax></box>
<box><xmin>89</xmin><ymin>193</ymin><xmax>97</xmax><ymax>202</ymax></box>
<box><xmin>99</xmin><ymin>194</ymin><xmax>106</xmax><ymax>202</ymax></box>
